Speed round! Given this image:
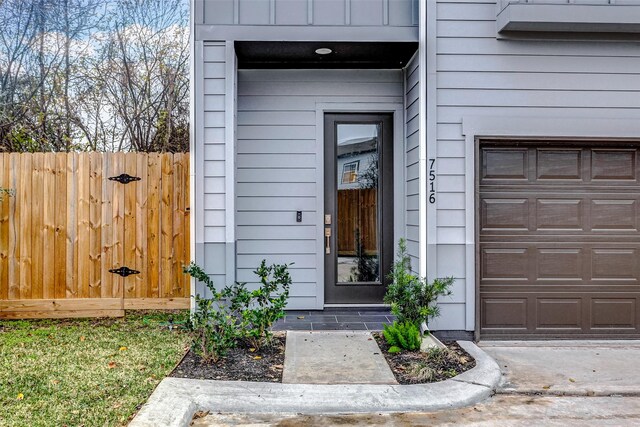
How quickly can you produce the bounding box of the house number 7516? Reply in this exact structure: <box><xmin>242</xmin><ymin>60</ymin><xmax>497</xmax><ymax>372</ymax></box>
<box><xmin>428</xmin><ymin>158</ymin><xmax>436</xmax><ymax>204</ymax></box>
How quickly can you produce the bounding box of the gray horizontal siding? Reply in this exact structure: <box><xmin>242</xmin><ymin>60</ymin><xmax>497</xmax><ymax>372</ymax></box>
<box><xmin>236</xmin><ymin>69</ymin><xmax>403</xmax><ymax>308</ymax></box>
<box><xmin>404</xmin><ymin>53</ymin><xmax>420</xmax><ymax>271</ymax></box>
<box><xmin>432</xmin><ymin>0</ymin><xmax>640</xmax><ymax>330</ymax></box>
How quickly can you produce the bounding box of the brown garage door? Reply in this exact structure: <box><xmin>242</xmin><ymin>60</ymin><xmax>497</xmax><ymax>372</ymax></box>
<box><xmin>479</xmin><ymin>140</ymin><xmax>640</xmax><ymax>339</ymax></box>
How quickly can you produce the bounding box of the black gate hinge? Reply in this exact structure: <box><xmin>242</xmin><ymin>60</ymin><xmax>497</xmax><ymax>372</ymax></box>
<box><xmin>108</xmin><ymin>173</ymin><xmax>141</xmax><ymax>184</ymax></box>
<box><xmin>109</xmin><ymin>266</ymin><xmax>140</xmax><ymax>277</ymax></box>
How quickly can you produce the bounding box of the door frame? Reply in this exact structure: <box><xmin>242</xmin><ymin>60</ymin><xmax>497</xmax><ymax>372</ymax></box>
<box><xmin>323</xmin><ymin>113</ymin><xmax>394</xmax><ymax>304</ymax></box>
<box><xmin>315</xmin><ymin>102</ymin><xmax>405</xmax><ymax>308</ymax></box>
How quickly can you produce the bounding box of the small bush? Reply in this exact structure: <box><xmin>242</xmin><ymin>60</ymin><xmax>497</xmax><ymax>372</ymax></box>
<box><xmin>183</xmin><ymin>263</ymin><xmax>240</xmax><ymax>363</ymax></box>
<box><xmin>235</xmin><ymin>260</ymin><xmax>292</xmax><ymax>350</ymax></box>
<box><xmin>384</xmin><ymin>239</ymin><xmax>454</xmax><ymax>326</ymax></box>
<box><xmin>382</xmin><ymin>321</ymin><xmax>421</xmax><ymax>351</ymax></box>
<box><xmin>184</xmin><ymin>260</ymin><xmax>292</xmax><ymax>362</ymax></box>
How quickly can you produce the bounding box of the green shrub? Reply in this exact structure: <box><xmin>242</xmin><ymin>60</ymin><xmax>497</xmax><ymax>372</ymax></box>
<box><xmin>384</xmin><ymin>238</ymin><xmax>454</xmax><ymax>326</ymax></box>
<box><xmin>234</xmin><ymin>260</ymin><xmax>292</xmax><ymax>350</ymax></box>
<box><xmin>184</xmin><ymin>260</ymin><xmax>292</xmax><ymax>362</ymax></box>
<box><xmin>382</xmin><ymin>321</ymin><xmax>421</xmax><ymax>351</ymax></box>
<box><xmin>183</xmin><ymin>263</ymin><xmax>241</xmax><ymax>363</ymax></box>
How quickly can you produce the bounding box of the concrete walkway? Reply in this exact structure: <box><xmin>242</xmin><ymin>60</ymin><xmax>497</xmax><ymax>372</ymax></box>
<box><xmin>282</xmin><ymin>331</ymin><xmax>396</xmax><ymax>384</ymax></box>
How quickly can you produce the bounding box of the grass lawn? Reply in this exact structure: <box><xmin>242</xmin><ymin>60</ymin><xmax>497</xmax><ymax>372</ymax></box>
<box><xmin>0</xmin><ymin>311</ymin><xmax>189</xmax><ymax>427</ymax></box>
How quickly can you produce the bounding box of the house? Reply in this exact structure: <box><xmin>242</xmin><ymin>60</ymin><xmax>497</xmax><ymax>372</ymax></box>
<box><xmin>190</xmin><ymin>0</ymin><xmax>640</xmax><ymax>340</ymax></box>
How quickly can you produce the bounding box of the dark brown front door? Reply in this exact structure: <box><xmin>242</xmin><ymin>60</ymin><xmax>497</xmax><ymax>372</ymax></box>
<box><xmin>324</xmin><ymin>114</ymin><xmax>393</xmax><ymax>304</ymax></box>
<box><xmin>479</xmin><ymin>140</ymin><xmax>640</xmax><ymax>339</ymax></box>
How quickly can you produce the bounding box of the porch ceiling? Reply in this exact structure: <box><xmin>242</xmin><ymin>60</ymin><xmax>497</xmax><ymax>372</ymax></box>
<box><xmin>235</xmin><ymin>41</ymin><xmax>418</xmax><ymax>69</ymax></box>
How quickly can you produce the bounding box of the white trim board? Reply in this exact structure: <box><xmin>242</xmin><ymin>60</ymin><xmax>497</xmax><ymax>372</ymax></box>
<box><xmin>190</xmin><ymin>39</ymin><xmax>204</xmax><ymax>312</ymax></box>
<box><xmin>423</xmin><ymin>0</ymin><xmax>438</xmax><ymax>284</ymax></box>
<box><xmin>189</xmin><ymin>1</ymin><xmax>197</xmax><ymax>311</ymax></box>
<box><xmin>224</xmin><ymin>41</ymin><xmax>237</xmax><ymax>282</ymax></box>
<box><xmin>315</xmin><ymin>101</ymin><xmax>405</xmax><ymax>310</ymax></box>
<box><xmin>461</xmin><ymin>114</ymin><xmax>640</xmax><ymax>333</ymax></box>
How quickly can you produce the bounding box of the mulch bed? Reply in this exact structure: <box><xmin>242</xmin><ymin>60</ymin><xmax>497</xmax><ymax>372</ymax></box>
<box><xmin>170</xmin><ymin>331</ymin><xmax>473</xmax><ymax>385</ymax></box>
<box><xmin>170</xmin><ymin>333</ymin><xmax>286</xmax><ymax>382</ymax></box>
<box><xmin>373</xmin><ymin>332</ymin><xmax>476</xmax><ymax>384</ymax></box>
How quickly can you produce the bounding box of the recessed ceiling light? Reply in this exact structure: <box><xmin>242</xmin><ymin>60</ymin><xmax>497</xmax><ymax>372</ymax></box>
<box><xmin>315</xmin><ymin>48</ymin><xmax>332</xmax><ymax>55</ymax></box>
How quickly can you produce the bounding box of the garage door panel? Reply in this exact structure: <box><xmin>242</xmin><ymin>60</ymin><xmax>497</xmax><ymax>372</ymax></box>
<box><xmin>481</xmin><ymin>198</ymin><xmax>530</xmax><ymax>231</ymax></box>
<box><xmin>537</xmin><ymin>249</ymin><xmax>583</xmax><ymax>280</ymax></box>
<box><xmin>481</xmin><ymin>298</ymin><xmax>528</xmax><ymax>330</ymax></box>
<box><xmin>481</xmin><ymin>248</ymin><xmax>530</xmax><ymax>280</ymax></box>
<box><xmin>592</xmin><ymin>249</ymin><xmax>639</xmax><ymax>281</ymax></box>
<box><xmin>481</xmin><ymin>293</ymin><xmax>640</xmax><ymax>337</ymax></box>
<box><xmin>591</xmin><ymin>298</ymin><xmax>637</xmax><ymax>329</ymax></box>
<box><xmin>536</xmin><ymin>298</ymin><xmax>582</xmax><ymax>330</ymax></box>
<box><xmin>479</xmin><ymin>193</ymin><xmax>640</xmax><ymax>234</ymax></box>
<box><xmin>590</xmin><ymin>199</ymin><xmax>638</xmax><ymax>231</ymax></box>
<box><xmin>536</xmin><ymin>149</ymin><xmax>583</xmax><ymax>180</ymax></box>
<box><xmin>481</xmin><ymin>235</ymin><xmax>640</xmax><ymax>244</ymax></box>
<box><xmin>480</xmin><ymin>242</ymin><xmax>640</xmax><ymax>288</ymax></box>
<box><xmin>591</xmin><ymin>149</ymin><xmax>637</xmax><ymax>181</ymax></box>
<box><xmin>481</xmin><ymin>148</ymin><xmax>528</xmax><ymax>181</ymax></box>
<box><xmin>536</xmin><ymin>199</ymin><xmax>584</xmax><ymax>230</ymax></box>
<box><xmin>479</xmin><ymin>141</ymin><xmax>640</xmax><ymax>339</ymax></box>
<box><xmin>481</xmin><ymin>144</ymin><xmax>640</xmax><ymax>186</ymax></box>
<box><xmin>481</xmin><ymin>285</ymin><xmax>640</xmax><ymax>295</ymax></box>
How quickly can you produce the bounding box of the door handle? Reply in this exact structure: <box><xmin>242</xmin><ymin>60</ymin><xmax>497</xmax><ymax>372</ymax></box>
<box><xmin>325</xmin><ymin>227</ymin><xmax>332</xmax><ymax>254</ymax></box>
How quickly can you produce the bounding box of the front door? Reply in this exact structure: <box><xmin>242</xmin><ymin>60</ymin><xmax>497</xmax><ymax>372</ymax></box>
<box><xmin>324</xmin><ymin>113</ymin><xmax>394</xmax><ymax>304</ymax></box>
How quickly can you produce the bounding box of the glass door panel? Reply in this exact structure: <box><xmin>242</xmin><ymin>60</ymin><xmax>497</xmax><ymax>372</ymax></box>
<box><xmin>336</xmin><ymin>124</ymin><xmax>380</xmax><ymax>284</ymax></box>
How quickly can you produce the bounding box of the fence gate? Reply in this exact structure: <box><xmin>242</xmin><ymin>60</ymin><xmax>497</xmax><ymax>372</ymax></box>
<box><xmin>0</xmin><ymin>152</ymin><xmax>190</xmax><ymax>319</ymax></box>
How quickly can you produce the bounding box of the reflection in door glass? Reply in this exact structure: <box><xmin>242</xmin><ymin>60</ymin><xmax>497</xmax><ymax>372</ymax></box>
<box><xmin>336</xmin><ymin>124</ymin><xmax>380</xmax><ymax>283</ymax></box>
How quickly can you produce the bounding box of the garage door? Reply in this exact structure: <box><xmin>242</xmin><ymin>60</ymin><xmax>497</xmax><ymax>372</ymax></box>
<box><xmin>479</xmin><ymin>141</ymin><xmax>640</xmax><ymax>339</ymax></box>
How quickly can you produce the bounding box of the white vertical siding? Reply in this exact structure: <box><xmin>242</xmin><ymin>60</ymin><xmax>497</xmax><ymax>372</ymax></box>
<box><xmin>201</xmin><ymin>0</ymin><xmax>418</xmax><ymax>27</ymax></box>
<box><xmin>404</xmin><ymin>54</ymin><xmax>420</xmax><ymax>272</ymax></box>
<box><xmin>236</xmin><ymin>69</ymin><xmax>403</xmax><ymax>309</ymax></box>
<box><xmin>432</xmin><ymin>0</ymin><xmax>640</xmax><ymax>332</ymax></box>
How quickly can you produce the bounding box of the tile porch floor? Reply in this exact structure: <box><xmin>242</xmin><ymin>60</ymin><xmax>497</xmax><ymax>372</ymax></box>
<box><xmin>272</xmin><ymin>309</ymin><xmax>396</xmax><ymax>331</ymax></box>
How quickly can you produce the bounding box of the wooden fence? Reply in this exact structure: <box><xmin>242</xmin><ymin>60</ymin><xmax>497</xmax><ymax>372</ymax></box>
<box><xmin>337</xmin><ymin>188</ymin><xmax>378</xmax><ymax>256</ymax></box>
<box><xmin>0</xmin><ymin>152</ymin><xmax>190</xmax><ymax>319</ymax></box>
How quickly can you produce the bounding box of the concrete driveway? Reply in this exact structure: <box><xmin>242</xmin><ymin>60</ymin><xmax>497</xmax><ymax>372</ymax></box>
<box><xmin>193</xmin><ymin>340</ymin><xmax>640</xmax><ymax>426</ymax></box>
<box><xmin>479</xmin><ymin>340</ymin><xmax>640</xmax><ymax>396</ymax></box>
